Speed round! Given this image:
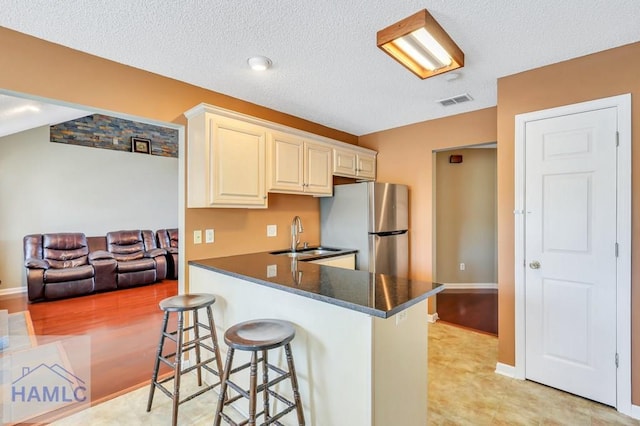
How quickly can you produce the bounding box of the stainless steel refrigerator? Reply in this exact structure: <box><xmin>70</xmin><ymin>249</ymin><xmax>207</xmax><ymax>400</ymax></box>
<box><xmin>320</xmin><ymin>182</ymin><xmax>408</xmax><ymax>277</ymax></box>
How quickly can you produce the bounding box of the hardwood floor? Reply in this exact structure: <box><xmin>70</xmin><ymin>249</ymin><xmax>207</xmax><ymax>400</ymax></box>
<box><xmin>0</xmin><ymin>280</ymin><xmax>178</xmax><ymax>405</ymax></box>
<box><xmin>436</xmin><ymin>288</ymin><xmax>498</xmax><ymax>335</ymax></box>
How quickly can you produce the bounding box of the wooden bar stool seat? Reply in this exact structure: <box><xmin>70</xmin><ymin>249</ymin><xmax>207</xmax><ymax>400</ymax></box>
<box><xmin>147</xmin><ymin>293</ymin><xmax>223</xmax><ymax>426</ymax></box>
<box><xmin>214</xmin><ymin>319</ymin><xmax>305</xmax><ymax>426</ymax></box>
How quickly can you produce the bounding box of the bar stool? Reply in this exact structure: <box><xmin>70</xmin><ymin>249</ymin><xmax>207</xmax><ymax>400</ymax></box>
<box><xmin>147</xmin><ymin>293</ymin><xmax>224</xmax><ymax>426</ymax></box>
<box><xmin>214</xmin><ymin>319</ymin><xmax>305</xmax><ymax>426</ymax></box>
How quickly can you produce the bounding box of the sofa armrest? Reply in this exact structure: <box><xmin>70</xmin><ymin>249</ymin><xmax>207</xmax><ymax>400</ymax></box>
<box><xmin>25</xmin><ymin>258</ymin><xmax>49</xmax><ymax>269</ymax></box>
<box><xmin>89</xmin><ymin>250</ymin><xmax>115</xmax><ymax>262</ymax></box>
<box><xmin>166</xmin><ymin>247</ymin><xmax>178</xmax><ymax>254</ymax></box>
<box><xmin>145</xmin><ymin>248</ymin><xmax>167</xmax><ymax>258</ymax></box>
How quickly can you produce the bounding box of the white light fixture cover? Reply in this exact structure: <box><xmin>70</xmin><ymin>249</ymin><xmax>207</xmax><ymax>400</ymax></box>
<box><xmin>247</xmin><ymin>56</ymin><xmax>272</xmax><ymax>71</ymax></box>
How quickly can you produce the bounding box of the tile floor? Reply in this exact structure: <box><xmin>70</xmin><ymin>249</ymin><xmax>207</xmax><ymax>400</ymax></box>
<box><xmin>50</xmin><ymin>322</ymin><xmax>638</xmax><ymax>425</ymax></box>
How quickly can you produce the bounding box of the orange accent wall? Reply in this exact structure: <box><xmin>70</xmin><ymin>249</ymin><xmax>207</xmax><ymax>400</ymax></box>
<box><xmin>496</xmin><ymin>41</ymin><xmax>640</xmax><ymax>403</ymax></box>
<box><xmin>0</xmin><ymin>27</ymin><xmax>357</xmax><ymax>285</ymax></box>
<box><xmin>358</xmin><ymin>108</ymin><xmax>498</xmax><ymax>312</ymax></box>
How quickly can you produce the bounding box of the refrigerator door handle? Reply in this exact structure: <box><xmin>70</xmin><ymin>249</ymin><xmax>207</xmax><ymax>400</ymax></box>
<box><xmin>370</xmin><ymin>230</ymin><xmax>407</xmax><ymax>237</ymax></box>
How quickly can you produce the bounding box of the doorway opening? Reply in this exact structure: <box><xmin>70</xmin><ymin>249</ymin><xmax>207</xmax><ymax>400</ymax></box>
<box><xmin>433</xmin><ymin>143</ymin><xmax>497</xmax><ymax>335</ymax></box>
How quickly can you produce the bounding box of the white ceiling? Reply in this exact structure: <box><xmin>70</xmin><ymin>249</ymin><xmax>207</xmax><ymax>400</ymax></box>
<box><xmin>0</xmin><ymin>94</ymin><xmax>90</xmax><ymax>138</ymax></box>
<box><xmin>1</xmin><ymin>0</ymin><xmax>639</xmax><ymax>136</ymax></box>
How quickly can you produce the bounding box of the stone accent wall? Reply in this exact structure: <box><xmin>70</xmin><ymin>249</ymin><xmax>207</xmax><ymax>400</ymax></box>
<box><xmin>50</xmin><ymin>114</ymin><xmax>178</xmax><ymax>158</ymax></box>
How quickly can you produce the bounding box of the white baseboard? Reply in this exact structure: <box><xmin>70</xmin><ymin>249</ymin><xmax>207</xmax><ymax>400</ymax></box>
<box><xmin>630</xmin><ymin>404</ymin><xmax>640</xmax><ymax>420</ymax></box>
<box><xmin>495</xmin><ymin>362</ymin><xmax>520</xmax><ymax>379</ymax></box>
<box><xmin>427</xmin><ymin>313</ymin><xmax>439</xmax><ymax>323</ymax></box>
<box><xmin>442</xmin><ymin>282</ymin><xmax>498</xmax><ymax>290</ymax></box>
<box><xmin>0</xmin><ymin>287</ymin><xmax>26</xmax><ymax>296</ymax></box>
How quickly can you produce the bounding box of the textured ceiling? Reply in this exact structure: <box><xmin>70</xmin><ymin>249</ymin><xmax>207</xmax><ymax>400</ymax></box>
<box><xmin>1</xmin><ymin>0</ymin><xmax>639</xmax><ymax>136</ymax></box>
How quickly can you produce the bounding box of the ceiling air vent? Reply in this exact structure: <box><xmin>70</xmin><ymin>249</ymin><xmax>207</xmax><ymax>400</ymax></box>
<box><xmin>437</xmin><ymin>93</ymin><xmax>473</xmax><ymax>107</ymax></box>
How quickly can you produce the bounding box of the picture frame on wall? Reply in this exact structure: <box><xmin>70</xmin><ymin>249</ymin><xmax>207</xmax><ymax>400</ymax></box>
<box><xmin>131</xmin><ymin>137</ymin><xmax>151</xmax><ymax>154</ymax></box>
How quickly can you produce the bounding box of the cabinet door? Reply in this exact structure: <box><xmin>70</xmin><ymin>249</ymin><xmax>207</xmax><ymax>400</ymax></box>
<box><xmin>268</xmin><ymin>132</ymin><xmax>304</xmax><ymax>192</ymax></box>
<box><xmin>333</xmin><ymin>149</ymin><xmax>357</xmax><ymax>177</ymax></box>
<box><xmin>357</xmin><ymin>153</ymin><xmax>376</xmax><ymax>180</ymax></box>
<box><xmin>310</xmin><ymin>254</ymin><xmax>356</xmax><ymax>270</ymax></box>
<box><xmin>304</xmin><ymin>141</ymin><xmax>333</xmax><ymax>196</ymax></box>
<box><xmin>210</xmin><ymin>116</ymin><xmax>267</xmax><ymax>207</ymax></box>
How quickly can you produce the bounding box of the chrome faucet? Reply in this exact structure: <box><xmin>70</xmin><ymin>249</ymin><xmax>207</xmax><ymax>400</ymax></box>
<box><xmin>291</xmin><ymin>215</ymin><xmax>304</xmax><ymax>252</ymax></box>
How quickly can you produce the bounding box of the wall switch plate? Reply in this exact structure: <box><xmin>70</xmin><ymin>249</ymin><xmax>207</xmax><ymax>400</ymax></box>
<box><xmin>193</xmin><ymin>230</ymin><xmax>202</xmax><ymax>244</ymax></box>
<box><xmin>267</xmin><ymin>224</ymin><xmax>277</xmax><ymax>237</ymax></box>
<box><xmin>459</xmin><ymin>263</ymin><xmax>465</xmax><ymax>271</ymax></box>
<box><xmin>205</xmin><ymin>229</ymin><xmax>214</xmax><ymax>243</ymax></box>
<box><xmin>266</xmin><ymin>264</ymin><xmax>277</xmax><ymax>277</ymax></box>
<box><xmin>112</xmin><ymin>137</ymin><xmax>118</xmax><ymax>145</ymax></box>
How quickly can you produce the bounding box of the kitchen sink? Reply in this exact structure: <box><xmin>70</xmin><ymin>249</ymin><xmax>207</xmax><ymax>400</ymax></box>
<box><xmin>270</xmin><ymin>246</ymin><xmax>342</xmax><ymax>258</ymax></box>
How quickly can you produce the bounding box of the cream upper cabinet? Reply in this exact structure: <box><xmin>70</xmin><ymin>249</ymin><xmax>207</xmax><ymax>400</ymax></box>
<box><xmin>186</xmin><ymin>108</ymin><xmax>267</xmax><ymax>208</ymax></box>
<box><xmin>333</xmin><ymin>148</ymin><xmax>377</xmax><ymax>180</ymax></box>
<box><xmin>304</xmin><ymin>141</ymin><xmax>332</xmax><ymax>195</ymax></box>
<box><xmin>186</xmin><ymin>103</ymin><xmax>377</xmax><ymax>207</ymax></box>
<box><xmin>268</xmin><ymin>132</ymin><xmax>332</xmax><ymax>196</ymax></box>
<box><xmin>356</xmin><ymin>152</ymin><xmax>376</xmax><ymax>180</ymax></box>
<box><xmin>267</xmin><ymin>132</ymin><xmax>304</xmax><ymax>192</ymax></box>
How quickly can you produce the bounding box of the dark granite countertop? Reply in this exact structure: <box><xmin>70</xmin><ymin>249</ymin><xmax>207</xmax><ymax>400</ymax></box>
<box><xmin>189</xmin><ymin>251</ymin><xmax>443</xmax><ymax>319</ymax></box>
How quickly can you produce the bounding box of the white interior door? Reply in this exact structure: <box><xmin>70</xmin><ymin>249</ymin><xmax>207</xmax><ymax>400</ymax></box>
<box><xmin>524</xmin><ymin>107</ymin><xmax>618</xmax><ymax>406</ymax></box>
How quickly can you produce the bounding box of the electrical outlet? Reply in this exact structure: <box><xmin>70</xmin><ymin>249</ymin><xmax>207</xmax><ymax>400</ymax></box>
<box><xmin>205</xmin><ymin>229</ymin><xmax>214</xmax><ymax>243</ymax></box>
<box><xmin>267</xmin><ymin>224</ymin><xmax>277</xmax><ymax>237</ymax></box>
<box><xmin>396</xmin><ymin>310</ymin><xmax>408</xmax><ymax>325</ymax></box>
<box><xmin>112</xmin><ymin>137</ymin><xmax>119</xmax><ymax>145</ymax></box>
<box><xmin>459</xmin><ymin>263</ymin><xmax>465</xmax><ymax>271</ymax></box>
<box><xmin>193</xmin><ymin>230</ymin><xmax>202</xmax><ymax>244</ymax></box>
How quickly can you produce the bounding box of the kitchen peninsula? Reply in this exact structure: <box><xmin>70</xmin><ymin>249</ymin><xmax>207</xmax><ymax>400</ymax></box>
<box><xmin>189</xmin><ymin>251</ymin><xmax>442</xmax><ymax>425</ymax></box>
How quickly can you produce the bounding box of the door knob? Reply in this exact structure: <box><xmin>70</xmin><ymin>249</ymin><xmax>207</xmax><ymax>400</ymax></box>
<box><xmin>529</xmin><ymin>261</ymin><xmax>541</xmax><ymax>269</ymax></box>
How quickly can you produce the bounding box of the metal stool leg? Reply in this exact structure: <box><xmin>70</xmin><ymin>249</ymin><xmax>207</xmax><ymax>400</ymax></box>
<box><xmin>171</xmin><ymin>311</ymin><xmax>185</xmax><ymax>426</ymax></box>
<box><xmin>193</xmin><ymin>309</ymin><xmax>202</xmax><ymax>386</ymax></box>
<box><xmin>206</xmin><ymin>305</ymin><xmax>224</xmax><ymax>378</ymax></box>
<box><xmin>262</xmin><ymin>349</ymin><xmax>270</xmax><ymax>422</ymax></box>
<box><xmin>214</xmin><ymin>347</ymin><xmax>235</xmax><ymax>426</ymax></box>
<box><xmin>285</xmin><ymin>343</ymin><xmax>305</xmax><ymax>426</ymax></box>
<box><xmin>147</xmin><ymin>310</ymin><xmax>169</xmax><ymax>412</ymax></box>
<box><xmin>248</xmin><ymin>351</ymin><xmax>258</xmax><ymax>425</ymax></box>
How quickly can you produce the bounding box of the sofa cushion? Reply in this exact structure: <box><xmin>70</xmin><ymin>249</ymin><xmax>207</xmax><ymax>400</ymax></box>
<box><xmin>43</xmin><ymin>233</ymin><xmax>89</xmax><ymax>269</ymax></box>
<box><xmin>45</xmin><ymin>264</ymin><xmax>94</xmax><ymax>283</ymax></box>
<box><xmin>117</xmin><ymin>257</ymin><xmax>156</xmax><ymax>273</ymax></box>
<box><xmin>44</xmin><ymin>278</ymin><xmax>94</xmax><ymax>300</ymax></box>
<box><xmin>107</xmin><ymin>230</ymin><xmax>146</xmax><ymax>261</ymax></box>
<box><xmin>167</xmin><ymin>229</ymin><xmax>179</xmax><ymax>248</ymax></box>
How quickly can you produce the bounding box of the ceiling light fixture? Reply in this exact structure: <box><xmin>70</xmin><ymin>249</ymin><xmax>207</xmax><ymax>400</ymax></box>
<box><xmin>247</xmin><ymin>56</ymin><xmax>272</xmax><ymax>71</ymax></box>
<box><xmin>377</xmin><ymin>9</ymin><xmax>464</xmax><ymax>79</ymax></box>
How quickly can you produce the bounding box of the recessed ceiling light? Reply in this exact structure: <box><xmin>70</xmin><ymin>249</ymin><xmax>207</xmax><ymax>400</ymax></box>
<box><xmin>247</xmin><ymin>56</ymin><xmax>272</xmax><ymax>71</ymax></box>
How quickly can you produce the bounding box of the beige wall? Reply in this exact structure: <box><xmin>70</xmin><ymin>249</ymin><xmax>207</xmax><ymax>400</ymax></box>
<box><xmin>0</xmin><ymin>27</ymin><xmax>357</xmax><ymax>287</ymax></box>
<box><xmin>435</xmin><ymin>148</ymin><xmax>497</xmax><ymax>284</ymax></box>
<box><xmin>358</xmin><ymin>107</ymin><xmax>497</xmax><ymax>315</ymax></box>
<box><xmin>496</xmin><ymin>41</ymin><xmax>640</xmax><ymax>403</ymax></box>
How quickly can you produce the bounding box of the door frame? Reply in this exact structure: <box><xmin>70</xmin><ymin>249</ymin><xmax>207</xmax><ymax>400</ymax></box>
<box><xmin>513</xmin><ymin>94</ymin><xmax>631</xmax><ymax>414</ymax></box>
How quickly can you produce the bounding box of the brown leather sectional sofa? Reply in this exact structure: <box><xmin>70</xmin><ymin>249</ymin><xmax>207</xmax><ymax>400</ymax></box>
<box><xmin>23</xmin><ymin>229</ymin><xmax>177</xmax><ymax>302</ymax></box>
